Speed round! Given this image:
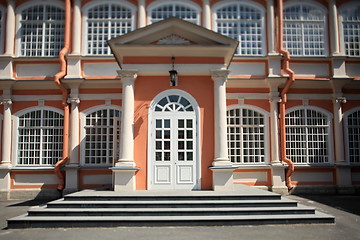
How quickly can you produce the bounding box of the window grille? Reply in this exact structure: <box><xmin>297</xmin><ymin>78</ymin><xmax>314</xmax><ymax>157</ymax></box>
<box><xmin>227</xmin><ymin>108</ymin><xmax>266</xmax><ymax>164</ymax></box>
<box><xmin>340</xmin><ymin>5</ymin><xmax>360</xmax><ymax>57</ymax></box>
<box><xmin>283</xmin><ymin>3</ymin><xmax>326</xmax><ymax>56</ymax></box>
<box><xmin>86</xmin><ymin>3</ymin><xmax>134</xmax><ymax>55</ymax></box>
<box><xmin>20</xmin><ymin>4</ymin><xmax>64</xmax><ymax>57</ymax></box>
<box><xmin>154</xmin><ymin>95</ymin><xmax>194</xmax><ymax>112</ymax></box>
<box><xmin>17</xmin><ymin>109</ymin><xmax>63</xmax><ymax>165</ymax></box>
<box><xmin>150</xmin><ymin>3</ymin><xmax>199</xmax><ymax>25</ymax></box>
<box><xmin>84</xmin><ymin>108</ymin><xmax>121</xmax><ymax>165</ymax></box>
<box><xmin>215</xmin><ymin>3</ymin><xmax>264</xmax><ymax>56</ymax></box>
<box><xmin>346</xmin><ymin>110</ymin><xmax>360</xmax><ymax>163</ymax></box>
<box><xmin>285</xmin><ymin>108</ymin><xmax>330</xmax><ymax>164</ymax></box>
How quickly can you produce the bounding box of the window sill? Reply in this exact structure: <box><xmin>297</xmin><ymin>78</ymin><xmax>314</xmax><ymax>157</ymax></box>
<box><xmin>11</xmin><ymin>166</ymin><xmax>55</xmax><ymax>170</ymax></box>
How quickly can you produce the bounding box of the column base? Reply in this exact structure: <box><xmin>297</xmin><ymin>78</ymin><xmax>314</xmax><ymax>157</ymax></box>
<box><xmin>271</xmin><ymin>164</ymin><xmax>287</xmax><ymax>194</ymax></box>
<box><xmin>111</xmin><ymin>166</ymin><xmax>139</xmax><ymax>191</ymax></box>
<box><xmin>210</xmin><ymin>166</ymin><xmax>237</xmax><ymax>191</ymax></box>
<box><xmin>0</xmin><ymin>165</ymin><xmax>11</xmax><ymax>196</ymax></box>
<box><xmin>64</xmin><ymin>165</ymin><xmax>79</xmax><ymax>191</ymax></box>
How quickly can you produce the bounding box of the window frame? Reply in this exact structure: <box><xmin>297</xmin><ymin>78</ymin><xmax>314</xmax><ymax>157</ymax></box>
<box><xmin>285</xmin><ymin>106</ymin><xmax>334</xmax><ymax>165</ymax></box>
<box><xmin>80</xmin><ymin>105</ymin><xmax>122</xmax><ymax>167</ymax></box>
<box><xmin>344</xmin><ymin>107</ymin><xmax>360</xmax><ymax>164</ymax></box>
<box><xmin>226</xmin><ymin>104</ymin><xmax>270</xmax><ymax>165</ymax></box>
<box><xmin>283</xmin><ymin>1</ymin><xmax>328</xmax><ymax>57</ymax></box>
<box><xmin>339</xmin><ymin>1</ymin><xmax>360</xmax><ymax>57</ymax></box>
<box><xmin>147</xmin><ymin>0</ymin><xmax>201</xmax><ymax>25</ymax></box>
<box><xmin>15</xmin><ymin>0</ymin><xmax>65</xmax><ymax>57</ymax></box>
<box><xmin>82</xmin><ymin>0</ymin><xmax>137</xmax><ymax>56</ymax></box>
<box><xmin>212</xmin><ymin>0</ymin><xmax>266</xmax><ymax>56</ymax></box>
<box><xmin>12</xmin><ymin>106</ymin><xmax>64</xmax><ymax>167</ymax></box>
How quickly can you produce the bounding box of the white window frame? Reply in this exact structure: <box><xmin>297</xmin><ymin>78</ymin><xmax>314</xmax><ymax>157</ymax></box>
<box><xmin>80</xmin><ymin>105</ymin><xmax>122</xmax><ymax>166</ymax></box>
<box><xmin>339</xmin><ymin>1</ymin><xmax>360</xmax><ymax>57</ymax></box>
<box><xmin>147</xmin><ymin>0</ymin><xmax>201</xmax><ymax>25</ymax></box>
<box><xmin>285</xmin><ymin>106</ymin><xmax>334</xmax><ymax>165</ymax></box>
<box><xmin>12</xmin><ymin>106</ymin><xmax>64</xmax><ymax>166</ymax></box>
<box><xmin>226</xmin><ymin>104</ymin><xmax>270</xmax><ymax>165</ymax></box>
<box><xmin>212</xmin><ymin>0</ymin><xmax>266</xmax><ymax>56</ymax></box>
<box><xmin>283</xmin><ymin>1</ymin><xmax>328</xmax><ymax>57</ymax></box>
<box><xmin>344</xmin><ymin>107</ymin><xmax>360</xmax><ymax>164</ymax></box>
<box><xmin>0</xmin><ymin>5</ymin><xmax>5</xmax><ymax>54</ymax></box>
<box><xmin>82</xmin><ymin>0</ymin><xmax>137</xmax><ymax>56</ymax></box>
<box><xmin>15</xmin><ymin>0</ymin><xmax>65</xmax><ymax>57</ymax></box>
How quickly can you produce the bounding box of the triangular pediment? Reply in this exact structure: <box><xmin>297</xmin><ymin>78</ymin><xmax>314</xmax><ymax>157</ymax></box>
<box><xmin>108</xmin><ymin>18</ymin><xmax>238</xmax><ymax>67</ymax></box>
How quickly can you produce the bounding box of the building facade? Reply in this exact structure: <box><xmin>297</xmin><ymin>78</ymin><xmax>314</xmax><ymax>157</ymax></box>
<box><xmin>0</xmin><ymin>0</ymin><xmax>359</xmax><ymax>199</ymax></box>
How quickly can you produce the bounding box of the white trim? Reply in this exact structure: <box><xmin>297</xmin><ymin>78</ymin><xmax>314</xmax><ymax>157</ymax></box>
<box><xmin>338</xmin><ymin>1</ymin><xmax>360</xmax><ymax>57</ymax></box>
<box><xmin>283</xmin><ymin>1</ymin><xmax>329</xmax><ymax>57</ymax></box>
<box><xmin>285</xmin><ymin>105</ymin><xmax>334</xmax><ymax>165</ymax></box>
<box><xmin>11</xmin><ymin>106</ymin><xmax>64</xmax><ymax>166</ymax></box>
<box><xmin>212</xmin><ymin>0</ymin><xmax>266</xmax><ymax>56</ymax></box>
<box><xmin>343</xmin><ymin>106</ymin><xmax>360</xmax><ymax>164</ymax></box>
<box><xmin>82</xmin><ymin>0</ymin><xmax>137</xmax><ymax>56</ymax></box>
<box><xmin>147</xmin><ymin>89</ymin><xmax>201</xmax><ymax>190</ymax></box>
<box><xmin>226</xmin><ymin>104</ymin><xmax>270</xmax><ymax>165</ymax></box>
<box><xmin>80</xmin><ymin>105</ymin><xmax>122</xmax><ymax>166</ymax></box>
<box><xmin>147</xmin><ymin>0</ymin><xmax>201</xmax><ymax>25</ymax></box>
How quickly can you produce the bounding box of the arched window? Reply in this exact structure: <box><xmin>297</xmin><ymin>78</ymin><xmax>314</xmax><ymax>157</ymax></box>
<box><xmin>285</xmin><ymin>107</ymin><xmax>332</xmax><ymax>164</ymax></box>
<box><xmin>81</xmin><ymin>106</ymin><xmax>121</xmax><ymax>165</ymax></box>
<box><xmin>339</xmin><ymin>2</ymin><xmax>360</xmax><ymax>57</ymax></box>
<box><xmin>83</xmin><ymin>1</ymin><xmax>136</xmax><ymax>55</ymax></box>
<box><xmin>226</xmin><ymin>105</ymin><xmax>269</xmax><ymax>164</ymax></box>
<box><xmin>14</xmin><ymin>107</ymin><xmax>64</xmax><ymax>165</ymax></box>
<box><xmin>148</xmin><ymin>1</ymin><xmax>200</xmax><ymax>25</ymax></box>
<box><xmin>283</xmin><ymin>2</ymin><xmax>327</xmax><ymax>56</ymax></box>
<box><xmin>17</xmin><ymin>1</ymin><xmax>64</xmax><ymax>57</ymax></box>
<box><xmin>344</xmin><ymin>108</ymin><xmax>360</xmax><ymax>163</ymax></box>
<box><xmin>213</xmin><ymin>1</ymin><xmax>265</xmax><ymax>56</ymax></box>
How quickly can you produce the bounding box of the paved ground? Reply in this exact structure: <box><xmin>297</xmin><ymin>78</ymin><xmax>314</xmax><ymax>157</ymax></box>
<box><xmin>0</xmin><ymin>193</ymin><xmax>359</xmax><ymax>240</ymax></box>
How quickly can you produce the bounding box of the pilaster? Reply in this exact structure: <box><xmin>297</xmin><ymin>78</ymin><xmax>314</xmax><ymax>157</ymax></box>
<box><xmin>138</xmin><ymin>0</ymin><xmax>146</xmax><ymax>28</ymax></box>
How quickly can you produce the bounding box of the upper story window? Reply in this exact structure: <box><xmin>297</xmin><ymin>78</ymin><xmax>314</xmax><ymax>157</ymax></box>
<box><xmin>286</xmin><ymin>107</ymin><xmax>332</xmax><ymax>164</ymax></box>
<box><xmin>213</xmin><ymin>1</ymin><xmax>265</xmax><ymax>56</ymax></box>
<box><xmin>83</xmin><ymin>1</ymin><xmax>136</xmax><ymax>55</ymax></box>
<box><xmin>340</xmin><ymin>2</ymin><xmax>360</xmax><ymax>57</ymax></box>
<box><xmin>17</xmin><ymin>1</ymin><xmax>64</xmax><ymax>57</ymax></box>
<box><xmin>227</xmin><ymin>105</ymin><xmax>269</xmax><ymax>164</ymax></box>
<box><xmin>283</xmin><ymin>2</ymin><xmax>327</xmax><ymax>56</ymax></box>
<box><xmin>14</xmin><ymin>107</ymin><xmax>64</xmax><ymax>166</ymax></box>
<box><xmin>148</xmin><ymin>1</ymin><xmax>200</xmax><ymax>25</ymax></box>
<box><xmin>344</xmin><ymin>108</ymin><xmax>360</xmax><ymax>163</ymax></box>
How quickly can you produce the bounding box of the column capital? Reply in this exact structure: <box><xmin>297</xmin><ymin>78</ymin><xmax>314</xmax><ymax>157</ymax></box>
<box><xmin>210</xmin><ymin>69</ymin><xmax>230</xmax><ymax>82</ymax></box>
<box><xmin>117</xmin><ymin>70</ymin><xmax>138</xmax><ymax>82</ymax></box>
<box><xmin>1</xmin><ymin>98</ymin><xmax>12</xmax><ymax>107</ymax></box>
<box><xmin>68</xmin><ymin>97</ymin><xmax>80</xmax><ymax>105</ymax></box>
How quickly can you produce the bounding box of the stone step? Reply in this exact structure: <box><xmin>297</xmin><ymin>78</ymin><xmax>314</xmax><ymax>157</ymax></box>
<box><xmin>27</xmin><ymin>205</ymin><xmax>316</xmax><ymax>216</ymax></box>
<box><xmin>46</xmin><ymin>199</ymin><xmax>299</xmax><ymax>208</ymax></box>
<box><xmin>8</xmin><ymin>212</ymin><xmax>335</xmax><ymax>228</ymax></box>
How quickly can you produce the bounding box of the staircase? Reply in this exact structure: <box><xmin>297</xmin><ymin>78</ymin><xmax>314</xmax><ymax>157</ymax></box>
<box><xmin>7</xmin><ymin>186</ymin><xmax>334</xmax><ymax>228</ymax></box>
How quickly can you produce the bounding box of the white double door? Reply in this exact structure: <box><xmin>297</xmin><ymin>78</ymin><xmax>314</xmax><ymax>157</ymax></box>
<box><xmin>150</xmin><ymin>112</ymin><xmax>198</xmax><ymax>189</ymax></box>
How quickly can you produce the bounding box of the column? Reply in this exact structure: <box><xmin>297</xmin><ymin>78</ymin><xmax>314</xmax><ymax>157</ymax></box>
<box><xmin>202</xmin><ymin>0</ymin><xmax>211</xmax><ymax>30</ymax></box>
<box><xmin>1</xmin><ymin>98</ymin><xmax>12</xmax><ymax>166</ymax></box>
<box><xmin>328</xmin><ymin>0</ymin><xmax>340</xmax><ymax>55</ymax></box>
<box><xmin>210</xmin><ymin>70</ymin><xmax>235</xmax><ymax>191</ymax></box>
<box><xmin>4</xmin><ymin>0</ymin><xmax>15</xmax><ymax>56</ymax></box>
<box><xmin>267</xmin><ymin>0</ymin><xmax>276</xmax><ymax>54</ymax></box>
<box><xmin>138</xmin><ymin>0</ymin><xmax>146</xmax><ymax>28</ymax></box>
<box><xmin>72</xmin><ymin>0</ymin><xmax>82</xmax><ymax>55</ymax></box>
<box><xmin>269</xmin><ymin>95</ymin><xmax>280</xmax><ymax>164</ymax></box>
<box><xmin>113</xmin><ymin>70</ymin><xmax>139</xmax><ymax>191</ymax></box>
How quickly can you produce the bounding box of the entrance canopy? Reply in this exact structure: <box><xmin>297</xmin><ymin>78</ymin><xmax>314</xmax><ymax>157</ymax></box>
<box><xmin>108</xmin><ymin>18</ymin><xmax>238</xmax><ymax>69</ymax></box>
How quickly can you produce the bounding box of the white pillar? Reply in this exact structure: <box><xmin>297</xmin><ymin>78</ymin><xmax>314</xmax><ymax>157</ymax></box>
<box><xmin>1</xmin><ymin>98</ymin><xmax>12</xmax><ymax>166</ymax></box>
<box><xmin>72</xmin><ymin>0</ymin><xmax>82</xmax><ymax>55</ymax></box>
<box><xmin>211</xmin><ymin>70</ymin><xmax>231</xmax><ymax>166</ymax></box>
<box><xmin>138</xmin><ymin>0</ymin><xmax>146</xmax><ymax>28</ymax></box>
<box><xmin>267</xmin><ymin>0</ymin><xmax>276</xmax><ymax>54</ymax></box>
<box><xmin>69</xmin><ymin>97</ymin><xmax>80</xmax><ymax>165</ymax></box>
<box><xmin>4</xmin><ymin>0</ymin><xmax>15</xmax><ymax>55</ymax></box>
<box><xmin>116</xmin><ymin>70</ymin><xmax>137</xmax><ymax>167</ymax></box>
<box><xmin>202</xmin><ymin>0</ymin><xmax>211</xmax><ymax>30</ymax></box>
<box><xmin>269</xmin><ymin>96</ymin><xmax>281</xmax><ymax>164</ymax></box>
<box><xmin>328</xmin><ymin>0</ymin><xmax>340</xmax><ymax>55</ymax></box>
